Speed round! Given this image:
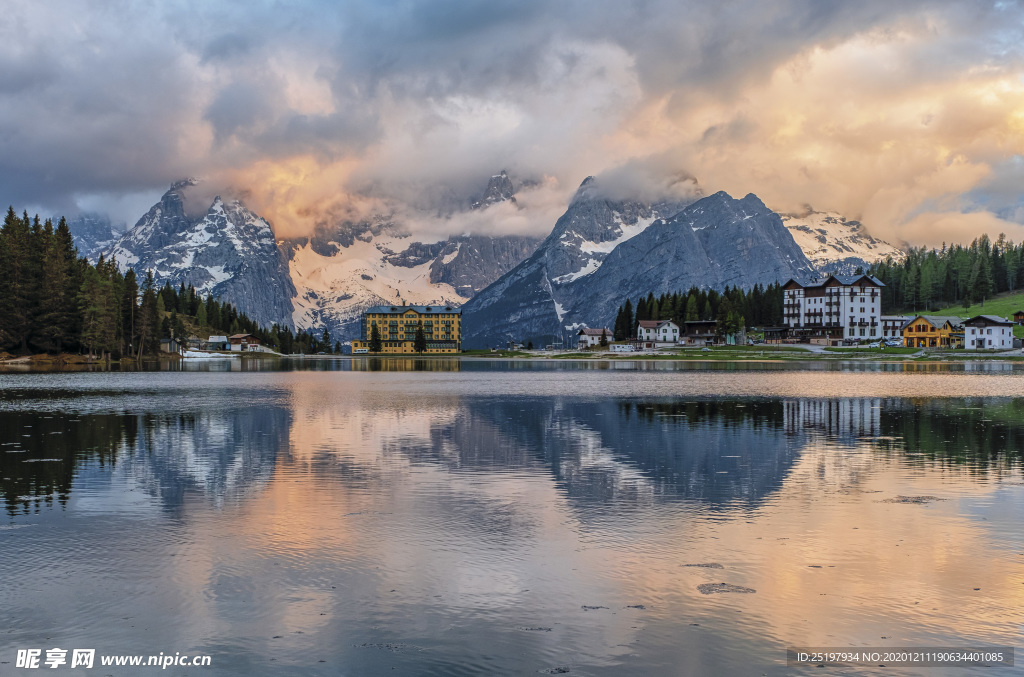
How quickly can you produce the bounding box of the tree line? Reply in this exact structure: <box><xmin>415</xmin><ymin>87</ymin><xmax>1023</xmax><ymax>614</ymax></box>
<box><xmin>0</xmin><ymin>207</ymin><xmax>338</xmax><ymax>357</ymax></box>
<box><xmin>869</xmin><ymin>234</ymin><xmax>1023</xmax><ymax>313</ymax></box>
<box><xmin>611</xmin><ymin>283</ymin><xmax>785</xmax><ymax>339</ymax></box>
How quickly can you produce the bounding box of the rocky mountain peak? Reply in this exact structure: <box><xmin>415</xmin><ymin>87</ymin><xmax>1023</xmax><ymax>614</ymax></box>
<box><xmin>570</xmin><ymin>176</ymin><xmax>598</xmax><ymax>204</ymax></box>
<box><xmin>103</xmin><ymin>182</ymin><xmax>295</xmax><ymax>329</ymax></box>
<box><xmin>461</xmin><ymin>189</ymin><xmax>813</xmax><ymax>348</ymax></box>
<box><xmin>472</xmin><ymin>170</ymin><xmax>517</xmax><ymax>210</ymax></box>
<box><xmin>169</xmin><ymin>177</ymin><xmax>201</xmax><ymax>192</ymax></box>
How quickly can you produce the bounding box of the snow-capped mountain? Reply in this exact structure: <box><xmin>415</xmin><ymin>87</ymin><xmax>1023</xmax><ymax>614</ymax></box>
<box><xmin>461</xmin><ymin>183</ymin><xmax>815</xmax><ymax>348</ymax></box>
<box><xmin>282</xmin><ymin>169</ymin><xmax>541</xmax><ymax>340</ymax></box>
<box><xmin>285</xmin><ymin>222</ymin><xmax>540</xmax><ymax>341</ymax></box>
<box><xmin>66</xmin><ymin>213</ymin><xmax>124</xmax><ymax>261</ymax></box>
<box><xmin>781</xmin><ymin>210</ymin><xmax>903</xmax><ymax>273</ymax></box>
<box><xmin>104</xmin><ymin>180</ymin><xmax>296</xmax><ymax>330</ymax></box>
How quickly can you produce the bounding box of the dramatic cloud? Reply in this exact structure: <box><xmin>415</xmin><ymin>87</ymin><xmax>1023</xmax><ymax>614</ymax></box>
<box><xmin>2</xmin><ymin>0</ymin><xmax>1024</xmax><ymax>245</ymax></box>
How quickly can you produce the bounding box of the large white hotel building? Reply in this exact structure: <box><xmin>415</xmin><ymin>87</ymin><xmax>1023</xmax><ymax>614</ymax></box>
<box><xmin>782</xmin><ymin>274</ymin><xmax>885</xmax><ymax>343</ymax></box>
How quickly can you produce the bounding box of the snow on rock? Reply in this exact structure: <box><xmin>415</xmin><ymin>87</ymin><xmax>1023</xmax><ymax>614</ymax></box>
<box><xmin>103</xmin><ymin>181</ymin><xmax>296</xmax><ymax>330</ymax></box>
<box><xmin>781</xmin><ymin>210</ymin><xmax>904</xmax><ymax>273</ymax></box>
<box><xmin>288</xmin><ymin>230</ymin><xmax>466</xmax><ymax>340</ymax></box>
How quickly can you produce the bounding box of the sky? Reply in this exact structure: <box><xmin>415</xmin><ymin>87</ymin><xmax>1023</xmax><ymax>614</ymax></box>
<box><xmin>2</xmin><ymin>0</ymin><xmax>1024</xmax><ymax>246</ymax></box>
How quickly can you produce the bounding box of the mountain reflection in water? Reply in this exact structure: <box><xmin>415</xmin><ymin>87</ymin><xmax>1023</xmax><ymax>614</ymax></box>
<box><xmin>1</xmin><ymin>369</ymin><xmax>1022</xmax><ymax>676</ymax></box>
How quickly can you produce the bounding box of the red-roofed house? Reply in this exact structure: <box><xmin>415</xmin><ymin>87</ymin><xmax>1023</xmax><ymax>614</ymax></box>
<box><xmin>636</xmin><ymin>320</ymin><xmax>679</xmax><ymax>348</ymax></box>
<box><xmin>577</xmin><ymin>327</ymin><xmax>613</xmax><ymax>349</ymax></box>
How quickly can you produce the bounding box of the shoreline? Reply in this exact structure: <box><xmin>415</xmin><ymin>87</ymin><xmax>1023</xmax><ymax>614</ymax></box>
<box><xmin>4</xmin><ymin>346</ymin><xmax>1024</xmax><ymax>371</ymax></box>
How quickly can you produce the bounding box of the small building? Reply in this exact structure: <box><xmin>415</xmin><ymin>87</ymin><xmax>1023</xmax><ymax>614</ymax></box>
<box><xmin>902</xmin><ymin>316</ymin><xmax>964</xmax><ymax>348</ymax></box>
<box><xmin>186</xmin><ymin>335</ymin><xmax>202</xmax><ymax>350</ymax></box>
<box><xmin>881</xmin><ymin>315</ymin><xmax>912</xmax><ymax>341</ymax></box>
<box><xmin>577</xmin><ymin>327</ymin><xmax>613</xmax><ymax>348</ymax></box>
<box><xmin>963</xmin><ymin>315</ymin><xmax>1014</xmax><ymax>350</ymax></box>
<box><xmin>206</xmin><ymin>335</ymin><xmax>229</xmax><ymax>351</ymax></box>
<box><xmin>636</xmin><ymin>319</ymin><xmax>679</xmax><ymax>347</ymax></box>
<box><xmin>1013</xmin><ymin>310</ymin><xmax>1024</xmax><ymax>325</ymax></box>
<box><xmin>609</xmin><ymin>343</ymin><xmax>635</xmax><ymax>353</ymax></box>
<box><xmin>761</xmin><ymin>326</ymin><xmax>789</xmax><ymax>344</ymax></box>
<box><xmin>229</xmin><ymin>333</ymin><xmax>262</xmax><ymax>351</ymax></box>
<box><xmin>682</xmin><ymin>320</ymin><xmax>717</xmax><ymax>345</ymax></box>
<box><xmin>159</xmin><ymin>338</ymin><xmax>185</xmax><ymax>355</ymax></box>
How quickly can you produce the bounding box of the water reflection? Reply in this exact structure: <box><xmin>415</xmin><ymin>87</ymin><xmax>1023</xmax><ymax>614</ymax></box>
<box><xmin>1</xmin><ymin>408</ymin><xmax>287</xmax><ymax>515</ymax></box>
<box><xmin>5</xmin><ymin>393</ymin><xmax>1024</xmax><ymax>514</ymax></box>
<box><xmin>2</xmin><ymin>373</ymin><xmax>1023</xmax><ymax>676</ymax></box>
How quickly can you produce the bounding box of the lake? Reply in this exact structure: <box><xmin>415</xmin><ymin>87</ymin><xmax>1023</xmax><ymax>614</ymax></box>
<box><xmin>2</xmin><ymin>358</ymin><xmax>1022</xmax><ymax>675</ymax></box>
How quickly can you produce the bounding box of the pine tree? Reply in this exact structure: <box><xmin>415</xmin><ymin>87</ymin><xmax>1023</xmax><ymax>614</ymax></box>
<box><xmin>32</xmin><ymin>218</ymin><xmax>80</xmax><ymax>353</ymax></box>
<box><xmin>196</xmin><ymin>299</ymin><xmax>207</xmax><ymax>327</ymax></box>
<box><xmin>599</xmin><ymin>329</ymin><xmax>608</xmax><ymax>347</ymax></box>
<box><xmin>414</xmin><ymin>326</ymin><xmax>427</xmax><ymax>353</ymax></box>
<box><xmin>369</xmin><ymin>324</ymin><xmax>382</xmax><ymax>353</ymax></box>
<box><xmin>137</xmin><ymin>271</ymin><xmax>159</xmax><ymax>357</ymax></box>
<box><xmin>685</xmin><ymin>295</ymin><xmax>698</xmax><ymax>322</ymax></box>
<box><xmin>121</xmin><ymin>269</ymin><xmax>139</xmax><ymax>356</ymax></box>
<box><xmin>0</xmin><ymin>208</ymin><xmax>37</xmax><ymax>351</ymax></box>
<box><xmin>715</xmin><ymin>297</ymin><xmax>736</xmax><ymax>340</ymax></box>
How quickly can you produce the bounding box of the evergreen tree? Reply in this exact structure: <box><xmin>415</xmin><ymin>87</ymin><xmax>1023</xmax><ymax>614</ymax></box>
<box><xmin>685</xmin><ymin>294</ymin><xmax>698</xmax><ymax>322</ymax></box>
<box><xmin>599</xmin><ymin>329</ymin><xmax>608</xmax><ymax>347</ymax></box>
<box><xmin>121</xmin><ymin>269</ymin><xmax>139</xmax><ymax>357</ymax></box>
<box><xmin>32</xmin><ymin>218</ymin><xmax>80</xmax><ymax>352</ymax></box>
<box><xmin>77</xmin><ymin>263</ymin><xmax>118</xmax><ymax>358</ymax></box>
<box><xmin>195</xmin><ymin>298</ymin><xmax>207</xmax><ymax>327</ymax></box>
<box><xmin>137</xmin><ymin>271</ymin><xmax>159</xmax><ymax>357</ymax></box>
<box><xmin>0</xmin><ymin>208</ymin><xmax>37</xmax><ymax>351</ymax></box>
<box><xmin>715</xmin><ymin>297</ymin><xmax>738</xmax><ymax>339</ymax></box>
<box><xmin>369</xmin><ymin>324</ymin><xmax>382</xmax><ymax>353</ymax></box>
<box><xmin>414</xmin><ymin>326</ymin><xmax>427</xmax><ymax>353</ymax></box>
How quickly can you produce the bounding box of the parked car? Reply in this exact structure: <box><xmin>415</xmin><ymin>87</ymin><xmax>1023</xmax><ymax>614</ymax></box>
<box><xmin>865</xmin><ymin>341</ymin><xmax>881</xmax><ymax>348</ymax></box>
<box><xmin>885</xmin><ymin>339</ymin><xmax>903</xmax><ymax>347</ymax></box>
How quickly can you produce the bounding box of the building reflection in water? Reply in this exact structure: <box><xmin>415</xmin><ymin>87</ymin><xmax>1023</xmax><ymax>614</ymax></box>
<box><xmin>3</xmin><ymin>378</ymin><xmax>1024</xmax><ymax>676</ymax></box>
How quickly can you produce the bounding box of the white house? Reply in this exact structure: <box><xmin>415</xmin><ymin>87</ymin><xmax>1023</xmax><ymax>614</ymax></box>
<box><xmin>880</xmin><ymin>315</ymin><xmax>911</xmax><ymax>341</ymax></box>
<box><xmin>577</xmin><ymin>327</ymin><xmax>613</xmax><ymax>348</ymax></box>
<box><xmin>636</xmin><ymin>319</ymin><xmax>679</xmax><ymax>346</ymax></box>
<box><xmin>783</xmin><ymin>274</ymin><xmax>884</xmax><ymax>344</ymax></box>
<box><xmin>963</xmin><ymin>315</ymin><xmax>1014</xmax><ymax>350</ymax></box>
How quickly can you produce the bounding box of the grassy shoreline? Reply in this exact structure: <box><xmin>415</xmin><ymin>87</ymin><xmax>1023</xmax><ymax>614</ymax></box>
<box><xmin>5</xmin><ymin>345</ymin><xmax>1024</xmax><ymax>368</ymax></box>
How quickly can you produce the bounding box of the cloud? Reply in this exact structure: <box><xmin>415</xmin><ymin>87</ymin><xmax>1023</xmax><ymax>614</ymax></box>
<box><xmin>1</xmin><ymin>0</ymin><xmax>1024</xmax><ymax>247</ymax></box>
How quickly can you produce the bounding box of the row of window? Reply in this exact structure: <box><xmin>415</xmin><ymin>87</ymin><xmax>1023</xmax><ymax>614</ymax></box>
<box><xmin>367</xmin><ymin>313</ymin><xmax>460</xmax><ymax>319</ymax></box>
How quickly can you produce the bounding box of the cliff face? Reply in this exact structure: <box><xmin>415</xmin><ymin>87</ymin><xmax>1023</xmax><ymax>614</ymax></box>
<box><xmin>462</xmin><ymin>187</ymin><xmax>814</xmax><ymax>348</ymax></box>
<box><xmin>105</xmin><ymin>181</ymin><xmax>296</xmax><ymax>329</ymax></box>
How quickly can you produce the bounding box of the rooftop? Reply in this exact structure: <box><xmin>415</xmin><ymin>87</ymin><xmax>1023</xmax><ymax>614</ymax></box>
<box><xmin>785</xmin><ymin>273</ymin><xmax>886</xmax><ymax>289</ymax></box>
<box><xmin>365</xmin><ymin>305</ymin><xmax>461</xmax><ymax>315</ymax></box>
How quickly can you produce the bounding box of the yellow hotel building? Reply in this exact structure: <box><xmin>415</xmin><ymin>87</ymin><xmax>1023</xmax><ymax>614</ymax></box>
<box><xmin>902</xmin><ymin>315</ymin><xmax>964</xmax><ymax>349</ymax></box>
<box><xmin>351</xmin><ymin>305</ymin><xmax>462</xmax><ymax>354</ymax></box>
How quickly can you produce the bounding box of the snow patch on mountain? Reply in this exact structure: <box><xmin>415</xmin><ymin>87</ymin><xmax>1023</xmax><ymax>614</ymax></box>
<box><xmin>781</xmin><ymin>210</ymin><xmax>904</xmax><ymax>272</ymax></box>
<box><xmin>552</xmin><ymin>213</ymin><xmax>662</xmax><ymax>283</ymax></box>
<box><xmin>104</xmin><ymin>182</ymin><xmax>295</xmax><ymax>329</ymax></box>
<box><xmin>289</xmin><ymin>231</ymin><xmax>465</xmax><ymax>337</ymax></box>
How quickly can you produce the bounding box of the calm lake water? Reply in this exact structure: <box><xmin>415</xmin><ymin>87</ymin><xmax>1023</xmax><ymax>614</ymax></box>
<box><xmin>2</xmin><ymin>358</ymin><xmax>1023</xmax><ymax>675</ymax></box>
